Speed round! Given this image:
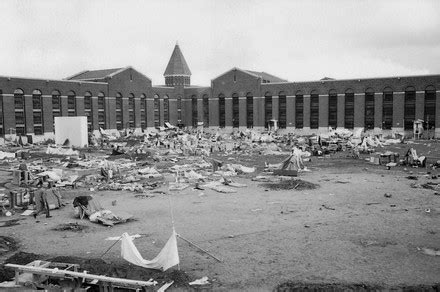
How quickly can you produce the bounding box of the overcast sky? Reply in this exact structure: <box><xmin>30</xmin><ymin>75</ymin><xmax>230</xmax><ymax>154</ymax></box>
<box><xmin>1</xmin><ymin>0</ymin><xmax>439</xmax><ymax>86</ymax></box>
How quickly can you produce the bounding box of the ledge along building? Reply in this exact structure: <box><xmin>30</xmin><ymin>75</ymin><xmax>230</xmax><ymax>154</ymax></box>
<box><xmin>0</xmin><ymin>43</ymin><xmax>439</xmax><ymax>143</ymax></box>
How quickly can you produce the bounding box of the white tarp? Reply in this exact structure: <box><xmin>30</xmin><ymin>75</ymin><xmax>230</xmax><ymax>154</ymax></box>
<box><xmin>0</xmin><ymin>151</ymin><xmax>15</xmax><ymax>160</ymax></box>
<box><xmin>55</xmin><ymin>116</ymin><xmax>88</xmax><ymax>147</ymax></box>
<box><xmin>121</xmin><ymin>231</ymin><xmax>179</xmax><ymax>271</ymax></box>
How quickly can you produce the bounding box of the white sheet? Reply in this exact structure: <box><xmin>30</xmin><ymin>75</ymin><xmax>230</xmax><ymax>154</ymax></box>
<box><xmin>121</xmin><ymin>231</ymin><xmax>179</xmax><ymax>271</ymax></box>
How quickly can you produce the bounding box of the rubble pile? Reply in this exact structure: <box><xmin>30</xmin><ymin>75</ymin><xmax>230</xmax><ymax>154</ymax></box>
<box><xmin>0</xmin><ymin>125</ymin><xmax>439</xmax><ymax>290</ymax></box>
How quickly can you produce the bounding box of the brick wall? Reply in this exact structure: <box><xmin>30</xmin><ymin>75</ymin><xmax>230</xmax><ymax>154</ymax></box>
<box><xmin>0</xmin><ymin>68</ymin><xmax>439</xmax><ymax>137</ymax></box>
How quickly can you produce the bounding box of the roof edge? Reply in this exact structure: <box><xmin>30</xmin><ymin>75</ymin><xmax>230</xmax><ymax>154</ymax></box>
<box><xmin>64</xmin><ymin>70</ymin><xmax>89</xmax><ymax>80</ymax></box>
<box><xmin>211</xmin><ymin>67</ymin><xmax>261</xmax><ymax>82</ymax></box>
<box><xmin>0</xmin><ymin>74</ymin><xmax>108</xmax><ymax>85</ymax></box>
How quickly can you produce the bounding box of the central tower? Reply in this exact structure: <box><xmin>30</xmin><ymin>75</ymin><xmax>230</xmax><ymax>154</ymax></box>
<box><xmin>164</xmin><ymin>43</ymin><xmax>192</xmax><ymax>86</ymax></box>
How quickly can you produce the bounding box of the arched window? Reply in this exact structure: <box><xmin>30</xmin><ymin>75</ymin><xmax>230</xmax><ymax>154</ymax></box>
<box><xmin>382</xmin><ymin>87</ymin><xmax>393</xmax><ymax>130</ymax></box>
<box><xmin>192</xmin><ymin>95</ymin><xmax>198</xmax><ymax>127</ymax></box>
<box><xmin>246</xmin><ymin>92</ymin><xmax>253</xmax><ymax>128</ymax></box>
<box><xmin>232</xmin><ymin>93</ymin><xmax>239</xmax><ymax>128</ymax></box>
<box><xmin>32</xmin><ymin>90</ymin><xmax>42</xmax><ymax>109</ymax></box>
<box><xmin>116</xmin><ymin>92</ymin><xmax>123</xmax><ymax>130</ymax></box>
<box><xmin>423</xmin><ymin>85</ymin><xmax>437</xmax><ymax>130</ymax></box>
<box><xmin>404</xmin><ymin>86</ymin><xmax>416</xmax><ymax>130</ymax></box>
<box><xmin>177</xmin><ymin>96</ymin><xmax>182</xmax><ymax>124</ymax></box>
<box><xmin>128</xmin><ymin>93</ymin><xmax>135</xmax><ymax>128</ymax></box>
<box><xmin>98</xmin><ymin>92</ymin><xmax>106</xmax><ymax>129</ymax></box>
<box><xmin>328</xmin><ymin>89</ymin><xmax>338</xmax><ymax>129</ymax></box>
<box><xmin>84</xmin><ymin>92</ymin><xmax>93</xmax><ymax>131</ymax></box>
<box><xmin>424</xmin><ymin>85</ymin><xmax>436</xmax><ymax>131</ymax></box>
<box><xmin>218</xmin><ymin>94</ymin><xmax>225</xmax><ymax>128</ymax></box>
<box><xmin>14</xmin><ymin>89</ymin><xmax>24</xmax><ymax>110</ymax></box>
<box><xmin>0</xmin><ymin>89</ymin><xmax>3</xmax><ymax>135</ymax></box>
<box><xmin>344</xmin><ymin>89</ymin><xmax>354</xmax><ymax>129</ymax></box>
<box><xmin>295</xmin><ymin>91</ymin><xmax>304</xmax><ymax>129</ymax></box>
<box><xmin>264</xmin><ymin>92</ymin><xmax>272</xmax><ymax>129</ymax></box>
<box><xmin>278</xmin><ymin>91</ymin><xmax>286</xmax><ymax>129</ymax></box>
<box><xmin>51</xmin><ymin>90</ymin><xmax>61</xmax><ymax>120</ymax></box>
<box><xmin>140</xmin><ymin>94</ymin><xmax>146</xmax><ymax>129</ymax></box>
<box><xmin>310</xmin><ymin>90</ymin><xmax>319</xmax><ymax>129</ymax></box>
<box><xmin>203</xmin><ymin>94</ymin><xmax>209</xmax><ymax>127</ymax></box>
<box><xmin>32</xmin><ymin>89</ymin><xmax>43</xmax><ymax>135</ymax></box>
<box><xmin>84</xmin><ymin>92</ymin><xmax>92</xmax><ymax>110</ymax></box>
<box><xmin>365</xmin><ymin>88</ymin><xmax>375</xmax><ymax>130</ymax></box>
<box><xmin>14</xmin><ymin>89</ymin><xmax>25</xmax><ymax>135</ymax></box>
<box><xmin>154</xmin><ymin>94</ymin><xmax>160</xmax><ymax>128</ymax></box>
<box><xmin>163</xmin><ymin>95</ymin><xmax>169</xmax><ymax>123</ymax></box>
<box><xmin>67</xmin><ymin>91</ymin><xmax>76</xmax><ymax>116</ymax></box>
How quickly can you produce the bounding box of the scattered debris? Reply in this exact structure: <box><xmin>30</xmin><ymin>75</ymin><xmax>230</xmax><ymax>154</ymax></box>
<box><xmin>189</xmin><ymin>276</ymin><xmax>210</xmax><ymax>286</ymax></box>
<box><xmin>418</xmin><ymin>247</ymin><xmax>440</xmax><ymax>256</ymax></box>
<box><xmin>73</xmin><ymin>195</ymin><xmax>134</xmax><ymax>226</ymax></box>
<box><xmin>321</xmin><ymin>204</ymin><xmax>335</xmax><ymax>210</ymax></box>
<box><xmin>410</xmin><ymin>182</ymin><xmax>438</xmax><ymax>190</ymax></box>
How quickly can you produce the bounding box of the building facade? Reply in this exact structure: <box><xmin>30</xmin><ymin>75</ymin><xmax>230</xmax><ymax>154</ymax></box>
<box><xmin>0</xmin><ymin>44</ymin><xmax>439</xmax><ymax>142</ymax></box>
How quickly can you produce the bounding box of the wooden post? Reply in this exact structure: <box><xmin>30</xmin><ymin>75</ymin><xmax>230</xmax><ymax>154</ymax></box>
<box><xmin>177</xmin><ymin>234</ymin><xmax>223</xmax><ymax>262</ymax></box>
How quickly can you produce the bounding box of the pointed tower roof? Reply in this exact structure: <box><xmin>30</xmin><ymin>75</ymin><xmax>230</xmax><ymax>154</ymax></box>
<box><xmin>164</xmin><ymin>43</ymin><xmax>192</xmax><ymax>76</ymax></box>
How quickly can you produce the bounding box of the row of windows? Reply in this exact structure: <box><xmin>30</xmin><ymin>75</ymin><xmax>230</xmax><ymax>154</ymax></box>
<box><xmin>153</xmin><ymin>95</ymin><xmax>183</xmax><ymax>127</ymax></box>
<box><xmin>260</xmin><ymin>85</ymin><xmax>436</xmax><ymax>98</ymax></box>
<box><xmin>12</xmin><ymin>89</ymin><xmax>108</xmax><ymax>135</ymax></box>
<box><xmin>12</xmin><ymin>89</ymin><xmax>149</xmax><ymax>99</ymax></box>
<box><xmin>2</xmin><ymin>87</ymin><xmax>438</xmax><ymax>134</ymax></box>
<box><xmin>209</xmin><ymin>89</ymin><xmax>437</xmax><ymax>130</ymax></box>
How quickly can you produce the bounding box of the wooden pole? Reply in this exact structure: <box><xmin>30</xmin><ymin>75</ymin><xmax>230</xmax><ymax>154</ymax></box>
<box><xmin>100</xmin><ymin>239</ymin><xmax>120</xmax><ymax>259</ymax></box>
<box><xmin>177</xmin><ymin>234</ymin><xmax>223</xmax><ymax>262</ymax></box>
<box><xmin>167</xmin><ymin>182</ymin><xmax>180</xmax><ymax>270</ymax></box>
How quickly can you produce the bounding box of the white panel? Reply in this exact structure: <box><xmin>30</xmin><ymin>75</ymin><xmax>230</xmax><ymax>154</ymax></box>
<box><xmin>54</xmin><ymin>116</ymin><xmax>88</xmax><ymax>147</ymax></box>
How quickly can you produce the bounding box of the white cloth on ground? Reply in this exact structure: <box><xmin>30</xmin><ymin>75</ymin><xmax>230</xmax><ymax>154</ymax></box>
<box><xmin>121</xmin><ymin>231</ymin><xmax>179</xmax><ymax>271</ymax></box>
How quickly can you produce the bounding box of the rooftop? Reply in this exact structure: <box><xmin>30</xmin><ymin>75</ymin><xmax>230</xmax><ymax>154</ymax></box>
<box><xmin>164</xmin><ymin>44</ymin><xmax>192</xmax><ymax>76</ymax></box>
<box><xmin>66</xmin><ymin>68</ymin><xmax>124</xmax><ymax>81</ymax></box>
<box><xmin>245</xmin><ymin>70</ymin><xmax>287</xmax><ymax>83</ymax></box>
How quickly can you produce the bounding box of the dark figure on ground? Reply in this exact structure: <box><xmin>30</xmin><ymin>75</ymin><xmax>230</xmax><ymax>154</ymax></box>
<box><xmin>33</xmin><ymin>181</ymin><xmax>52</xmax><ymax>218</ymax></box>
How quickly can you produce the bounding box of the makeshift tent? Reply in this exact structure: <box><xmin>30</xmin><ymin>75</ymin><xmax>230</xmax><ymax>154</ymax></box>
<box><xmin>280</xmin><ymin>148</ymin><xmax>305</xmax><ymax>171</ymax></box>
<box><xmin>121</xmin><ymin>231</ymin><xmax>179</xmax><ymax>271</ymax></box>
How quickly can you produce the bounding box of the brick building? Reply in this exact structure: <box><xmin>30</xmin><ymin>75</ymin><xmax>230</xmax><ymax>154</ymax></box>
<box><xmin>0</xmin><ymin>43</ymin><xmax>439</xmax><ymax>142</ymax></box>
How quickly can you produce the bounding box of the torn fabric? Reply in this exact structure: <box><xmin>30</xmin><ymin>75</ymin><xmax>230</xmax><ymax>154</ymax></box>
<box><xmin>121</xmin><ymin>231</ymin><xmax>179</xmax><ymax>271</ymax></box>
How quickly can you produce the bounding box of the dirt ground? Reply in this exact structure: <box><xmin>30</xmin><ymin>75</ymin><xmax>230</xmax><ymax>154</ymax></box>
<box><xmin>1</xmin><ymin>141</ymin><xmax>440</xmax><ymax>291</ymax></box>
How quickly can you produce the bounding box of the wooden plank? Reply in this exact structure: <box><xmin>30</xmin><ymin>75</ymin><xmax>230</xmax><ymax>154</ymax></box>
<box><xmin>5</xmin><ymin>264</ymin><xmax>156</xmax><ymax>287</ymax></box>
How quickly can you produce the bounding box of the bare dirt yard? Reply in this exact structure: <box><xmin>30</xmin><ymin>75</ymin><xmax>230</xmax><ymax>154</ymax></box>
<box><xmin>1</xmin><ymin>141</ymin><xmax>440</xmax><ymax>291</ymax></box>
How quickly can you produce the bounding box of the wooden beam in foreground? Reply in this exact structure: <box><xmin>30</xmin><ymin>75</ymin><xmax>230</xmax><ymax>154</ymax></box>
<box><xmin>5</xmin><ymin>263</ymin><xmax>156</xmax><ymax>287</ymax></box>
